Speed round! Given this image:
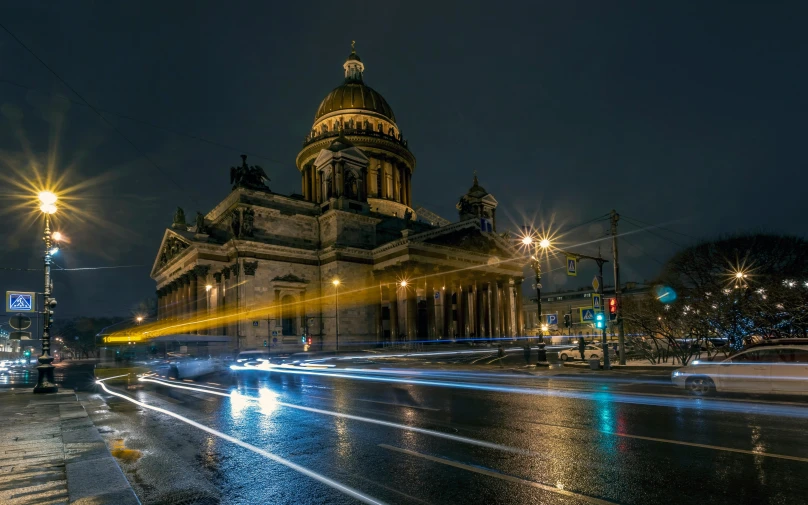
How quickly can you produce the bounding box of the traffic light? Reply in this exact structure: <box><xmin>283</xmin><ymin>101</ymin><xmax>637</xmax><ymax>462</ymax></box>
<box><xmin>594</xmin><ymin>312</ymin><xmax>606</xmax><ymax>330</ymax></box>
<box><xmin>306</xmin><ymin>337</ymin><xmax>312</xmax><ymax>345</ymax></box>
<box><xmin>563</xmin><ymin>314</ymin><xmax>571</xmax><ymax>328</ymax></box>
<box><xmin>609</xmin><ymin>298</ymin><xmax>617</xmax><ymax>321</ymax></box>
<box><xmin>301</xmin><ymin>336</ymin><xmax>306</xmax><ymax>344</ymax></box>
<box><xmin>23</xmin><ymin>350</ymin><xmax>31</xmax><ymax>357</ymax></box>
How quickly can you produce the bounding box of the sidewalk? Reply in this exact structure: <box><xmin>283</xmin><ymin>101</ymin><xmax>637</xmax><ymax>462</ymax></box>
<box><xmin>0</xmin><ymin>389</ymin><xmax>140</xmax><ymax>505</ymax></box>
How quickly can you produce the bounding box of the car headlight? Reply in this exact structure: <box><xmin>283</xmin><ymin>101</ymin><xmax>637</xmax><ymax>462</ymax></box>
<box><xmin>672</xmin><ymin>371</ymin><xmax>681</xmax><ymax>377</ymax></box>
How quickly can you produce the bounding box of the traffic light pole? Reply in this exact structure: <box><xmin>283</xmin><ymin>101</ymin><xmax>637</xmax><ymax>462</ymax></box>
<box><xmin>610</xmin><ymin>210</ymin><xmax>625</xmax><ymax>365</ymax></box>
<box><xmin>596</xmin><ymin>259</ymin><xmax>610</xmax><ymax>370</ymax></box>
<box><xmin>560</xmin><ymin>250</ymin><xmax>610</xmax><ymax>370</ymax></box>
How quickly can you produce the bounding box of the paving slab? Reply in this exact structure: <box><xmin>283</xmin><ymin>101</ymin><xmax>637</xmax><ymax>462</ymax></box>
<box><xmin>0</xmin><ymin>390</ymin><xmax>140</xmax><ymax>505</ymax></box>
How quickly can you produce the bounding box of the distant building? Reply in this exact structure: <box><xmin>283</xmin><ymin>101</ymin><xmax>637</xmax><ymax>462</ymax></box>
<box><xmin>150</xmin><ymin>45</ymin><xmax>526</xmax><ymax>351</ymax></box>
<box><xmin>522</xmin><ymin>282</ymin><xmax>650</xmax><ymax>338</ymax></box>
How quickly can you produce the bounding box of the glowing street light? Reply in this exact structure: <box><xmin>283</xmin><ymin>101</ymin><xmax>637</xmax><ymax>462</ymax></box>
<box><xmin>399</xmin><ymin>280</ymin><xmax>407</xmax><ymax>287</ymax></box>
<box><xmin>135</xmin><ymin>316</ymin><xmax>144</xmax><ymax>324</ymax></box>
<box><xmin>52</xmin><ymin>232</ymin><xmax>63</xmax><ymax>241</ymax></box>
<box><xmin>539</xmin><ymin>238</ymin><xmax>551</xmax><ymax>249</ymax></box>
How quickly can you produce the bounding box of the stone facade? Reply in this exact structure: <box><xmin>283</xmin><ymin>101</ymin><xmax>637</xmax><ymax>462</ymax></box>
<box><xmin>150</xmin><ymin>47</ymin><xmax>526</xmax><ymax>352</ymax></box>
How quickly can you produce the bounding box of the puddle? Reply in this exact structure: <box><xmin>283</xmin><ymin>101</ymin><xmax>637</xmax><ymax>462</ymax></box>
<box><xmin>111</xmin><ymin>438</ymin><xmax>143</xmax><ymax>462</ymax></box>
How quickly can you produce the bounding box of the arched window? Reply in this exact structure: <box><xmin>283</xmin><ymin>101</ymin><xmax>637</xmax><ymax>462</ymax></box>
<box><xmin>281</xmin><ymin>295</ymin><xmax>297</xmax><ymax>336</ymax></box>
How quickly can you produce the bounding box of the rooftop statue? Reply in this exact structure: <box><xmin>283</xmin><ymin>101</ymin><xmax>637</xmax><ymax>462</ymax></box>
<box><xmin>230</xmin><ymin>154</ymin><xmax>270</xmax><ymax>192</ymax></box>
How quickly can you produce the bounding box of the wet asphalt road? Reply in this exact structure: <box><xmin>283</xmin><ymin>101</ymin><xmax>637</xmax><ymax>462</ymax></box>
<box><xmin>61</xmin><ymin>360</ymin><xmax>808</xmax><ymax>505</ymax></box>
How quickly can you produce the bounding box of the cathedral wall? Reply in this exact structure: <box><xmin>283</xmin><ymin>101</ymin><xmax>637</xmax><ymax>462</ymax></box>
<box><xmin>319</xmin><ymin>211</ymin><xmax>378</xmax><ymax>249</ymax></box>
<box><xmin>238</xmin><ymin>259</ymin><xmax>321</xmax><ymax>352</ymax></box>
<box><xmin>318</xmin><ymin>259</ymin><xmax>377</xmax><ymax>351</ymax></box>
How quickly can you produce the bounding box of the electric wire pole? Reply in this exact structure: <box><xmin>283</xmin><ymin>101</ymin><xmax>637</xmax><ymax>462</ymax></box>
<box><xmin>610</xmin><ymin>210</ymin><xmax>626</xmax><ymax>365</ymax></box>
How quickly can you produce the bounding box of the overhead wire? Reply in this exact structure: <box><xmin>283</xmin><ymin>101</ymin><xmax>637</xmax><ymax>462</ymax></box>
<box><xmin>0</xmin><ymin>23</ymin><xmax>197</xmax><ymax>204</ymax></box>
<box><xmin>0</xmin><ymin>78</ymin><xmax>286</xmax><ymax>166</ymax></box>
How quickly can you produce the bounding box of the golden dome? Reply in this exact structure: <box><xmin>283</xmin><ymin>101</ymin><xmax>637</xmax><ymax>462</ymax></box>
<box><xmin>314</xmin><ymin>82</ymin><xmax>396</xmax><ymax>122</ymax></box>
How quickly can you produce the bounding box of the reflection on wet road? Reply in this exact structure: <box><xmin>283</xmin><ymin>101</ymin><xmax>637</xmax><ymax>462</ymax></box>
<box><xmin>92</xmin><ymin>365</ymin><xmax>808</xmax><ymax>505</ymax></box>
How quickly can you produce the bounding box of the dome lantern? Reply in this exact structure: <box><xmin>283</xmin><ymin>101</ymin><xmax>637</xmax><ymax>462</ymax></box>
<box><xmin>343</xmin><ymin>41</ymin><xmax>365</xmax><ymax>83</ymax></box>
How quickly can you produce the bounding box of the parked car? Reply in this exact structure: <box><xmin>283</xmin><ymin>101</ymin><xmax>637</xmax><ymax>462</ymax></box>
<box><xmin>672</xmin><ymin>345</ymin><xmax>808</xmax><ymax>396</ymax></box>
<box><xmin>558</xmin><ymin>344</ymin><xmax>615</xmax><ymax>361</ymax></box>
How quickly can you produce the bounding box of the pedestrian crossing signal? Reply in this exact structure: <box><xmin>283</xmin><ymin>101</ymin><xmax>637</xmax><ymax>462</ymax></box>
<box><xmin>594</xmin><ymin>312</ymin><xmax>606</xmax><ymax>330</ymax></box>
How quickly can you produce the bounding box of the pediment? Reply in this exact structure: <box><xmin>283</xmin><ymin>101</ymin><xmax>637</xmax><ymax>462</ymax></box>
<box><xmin>150</xmin><ymin>230</ymin><xmax>192</xmax><ymax>278</ymax></box>
<box><xmin>412</xmin><ymin>221</ymin><xmax>517</xmax><ymax>258</ymax></box>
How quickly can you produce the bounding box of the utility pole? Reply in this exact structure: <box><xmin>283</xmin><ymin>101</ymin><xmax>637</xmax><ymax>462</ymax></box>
<box><xmin>610</xmin><ymin>210</ymin><xmax>626</xmax><ymax>365</ymax></box>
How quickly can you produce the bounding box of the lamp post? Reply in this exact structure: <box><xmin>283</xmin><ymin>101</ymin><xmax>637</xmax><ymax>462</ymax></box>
<box><xmin>521</xmin><ymin>232</ymin><xmax>550</xmax><ymax>364</ymax></box>
<box><xmin>35</xmin><ymin>191</ymin><xmax>58</xmax><ymax>394</ymax></box>
<box><xmin>332</xmin><ymin>279</ymin><xmax>340</xmax><ymax>352</ymax></box>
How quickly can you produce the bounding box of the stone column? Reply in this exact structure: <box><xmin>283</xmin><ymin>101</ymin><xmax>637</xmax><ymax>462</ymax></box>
<box><xmin>335</xmin><ymin>162</ymin><xmax>344</xmax><ymax>198</ymax></box>
<box><xmin>515</xmin><ymin>279</ymin><xmax>524</xmax><ymax>337</ymax></box>
<box><xmin>459</xmin><ymin>283</ymin><xmax>468</xmax><ymax>338</ymax></box>
<box><xmin>492</xmin><ymin>281</ymin><xmax>501</xmax><ymax>339</ymax></box>
<box><xmin>424</xmin><ymin>278</ymin><xmax>434</xmax><ymax>339</ymax></box>
<box><xmin>302</xmin><ymin>168</ymin><xmax>309</xmax><ymax>200</ymax></box>
<box><xmin>188</xmin><ymin>271</ymin><xmax>198</xmax><ymax>324</ymax></box>
<box><xmin>392</xmin><ymin>164</ymin><xmax>400</xmax><ymax>202</ymax></box>
<box><xmin>170</xmin><ymin>282</ymin><xmax>178</xmax><ymax>320</ymax></box>
<box><xmin>502</xmin><ymin>280</ymin><xmax>511</xmax><ymax>337</ymax></box>
<box><xmin>443</xmin><ymin>283</ymin><xmax>453</xmax><ymax>338</ymax></box>
<box><xmin>376</xmin><ymin>283</ymin><xmax>384</xmax><ymax>344</ymax></box>
<box><xmin>221</xmin><ymin>267</ymin><xmax>231</xmax><ymax>336</ymax></box>
<box><xmin>230</xmin><ymin>264</ymin><xmax>241</xmax><ymax>341</ymax></box>
<box><xmin>314</xmin><ymin>169</ymin><xmax>321</xmax><ymax>203</ymax></box>
<box><xmin>389</xmin><ymin>283</ymin><xmax>399</xmax><ymax>341</ymax></box>
<box><xmin>406</xmin><ymin>284</ymin><xmax>417</xmax><ymax>341</ymax></box>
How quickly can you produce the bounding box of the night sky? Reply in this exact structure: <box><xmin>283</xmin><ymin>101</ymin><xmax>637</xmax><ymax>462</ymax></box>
<box><xmin>1</xmin><ymin>2</ymin><xmax>806</xmax><ymax>318</ymax></box>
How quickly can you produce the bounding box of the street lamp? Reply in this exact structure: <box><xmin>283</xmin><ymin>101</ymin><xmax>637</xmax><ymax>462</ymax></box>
<box><xmin>35</xmin><ymin>191</ymin><xmax>59</xmax><ymax>393</ymax></box>
<box><xmin>521</xmin><ymin>229</ymin><xmax>551</xmax><ymax>365</ymax></box>
<box><xmin>135</xmin><ymin>316</ymin><xmax>144</xmax><ymax>324</ymax></box>
<box><xmin>332</xmin><ymin>279</ymin><xmax>340</xmax><ymax>352</ymax></box>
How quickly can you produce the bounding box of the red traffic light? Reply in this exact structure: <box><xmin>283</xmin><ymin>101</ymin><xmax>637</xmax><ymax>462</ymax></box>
<box><xmin>609</xmin><ymin>298</ymin><xmax>617</xmax><ymax>313</ymax></box>
<box><xmin>306</xmin><ymin>337</ymin><xmax>312</xmax><ymax>345</ymax></box>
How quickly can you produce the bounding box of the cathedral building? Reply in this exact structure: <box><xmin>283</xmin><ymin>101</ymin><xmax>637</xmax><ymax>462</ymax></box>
<box><xmin>150</xmin><ymin>45</ymin><xmax>526</xmax><ymax>351</ymax></box>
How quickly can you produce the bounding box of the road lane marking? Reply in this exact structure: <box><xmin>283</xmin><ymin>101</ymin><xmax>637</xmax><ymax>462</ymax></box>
<box><xmin>96</xmin><ymin>381</ymin><xmax>388</xmax><ymax>505</ymax></box>
<box><xmin>305</xmin><ymin>393</ymin><xmax>440</xmax><ymax>412</ymax></box>
<box><xmin>140</xmin><ymin>377</ymin><xmax>534</xmax><ymax>456</ymax></box>
<box><xmin>378</xmin><ymin>444</ymin><xmax>620</xmax><ymax>505</ymax></box>
<box><xmin>526</xmin><ymin>421</ymin><xmax>808</xmax><ymax>463</ymax></box>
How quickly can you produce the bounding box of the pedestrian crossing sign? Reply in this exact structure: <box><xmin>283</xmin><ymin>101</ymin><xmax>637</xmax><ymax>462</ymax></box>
<box><xmin>6</xmin><ymin>291</ymin><xmax>35</xmax><ymax>312</ymax></box>
<box><xmin>579</xmin><ymin>308</ymin><xmax>595</xmax><ymax>322</ymax></box>
<box><xmin>592</xmin><ymin>294</ymin><xmax>602</xmax><ymax>310</ymax></box>
<box><xmin>566</xmin><ymin>256</ymin><xmax>577</xmax><ymax>277</ymax></box>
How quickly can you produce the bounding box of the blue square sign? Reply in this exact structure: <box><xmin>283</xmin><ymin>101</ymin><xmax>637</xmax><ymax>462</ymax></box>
<box><xmin>7</xmin><ymin>291</ymin><xmax>35</xmax><ymax>312</ymax></box>
<box><xmin>546</xmin><ymin>313</ymin><xmax>558</xmax><ymax>326</ymax></box>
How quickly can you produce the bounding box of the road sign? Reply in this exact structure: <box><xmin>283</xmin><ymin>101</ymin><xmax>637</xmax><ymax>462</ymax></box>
<box><xmin>271</xmin><ymin>330</ymin><xmax>279</xmax><ymax>336</ymax></box>
<box><xmin>592</xmin><ymin>294</ymin><xmax>602</xmax><ymax>311</ymax></box>
<box><xmin>252</xmin><ymin>321</ymin><xmax>259</xmax><ymax>327</ymax></box>
<box><xmin>9</xmin><ymin>314</ymin><xmax>32</xmax><ymax>330</ymax></box>
<box><xmin>9</xmin><ymin>331</ymin><xmax>31</xmax><ymax>340</ymax></box>
<box><xmin>591</xmin><ymin>276</ymin><xmax>600</xmax><ymax>292</ymax></box>
<box><xmin>566</xmin><ymin>256</ymin><xmax>577</xmax><ymax>277</ymax></box>
<box><xmin>579</xmin><ymin>308</ymin><xmax>595</xmax><ymax>322</ymax></box>
<box><xmin>546</xmin><ymin>313</ymin><xmax>558</xmax><ymax>326</ymax></box>
<box><xmin>6</xmin><ymin>292</ymin><xmax>35</xmax><ymax>312</ymax></box>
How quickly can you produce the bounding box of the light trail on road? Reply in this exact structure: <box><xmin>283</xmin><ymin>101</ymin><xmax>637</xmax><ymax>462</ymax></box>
<box><xmin>229</xmin><ymin>365</ymin><xmax>808</xmax><ymax>419</ymax></box>
<box><xmin>96</xmin><ymin>378</ymin><xmax>388</xmax><ymax>505</ymax></box>
<box><xmin>139</xmin><ymin>376</ymin><xmax>538</xmax><ymax>456</ymax></box>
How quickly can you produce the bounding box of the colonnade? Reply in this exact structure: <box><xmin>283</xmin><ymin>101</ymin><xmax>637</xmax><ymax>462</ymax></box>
<box><xmin>374</xmin><ymin>275</ymin><xmax>524</xmax><ymax>342</ymax></box>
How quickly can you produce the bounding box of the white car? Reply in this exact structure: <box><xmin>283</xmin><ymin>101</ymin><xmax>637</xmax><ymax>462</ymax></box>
<box><xmin>559</xmin><ymin>344</ymin><xmax>612</xmax><ymax>361</ymax></box>
<box><xmin>672</xmin><ymin>345</ymin><xmax>808</xmax><ymax>396</ymax></box>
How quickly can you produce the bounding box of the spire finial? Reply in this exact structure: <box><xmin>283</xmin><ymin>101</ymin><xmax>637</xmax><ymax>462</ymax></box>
<box><xmin>351</xmin><ymin>40</ymin><xmax>356</xmax><ymax>53</ymax></box>
<box><xmin>473</xmin><ymin>170</ymin><xmax>479</xmax><ymax>186</ymax></box>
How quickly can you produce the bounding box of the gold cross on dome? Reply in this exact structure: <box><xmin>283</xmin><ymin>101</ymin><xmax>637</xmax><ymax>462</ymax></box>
<box><xmin>351</xmin><ymin>40</ymin><xmax>356</xmax><ymax>52</ymax></box>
